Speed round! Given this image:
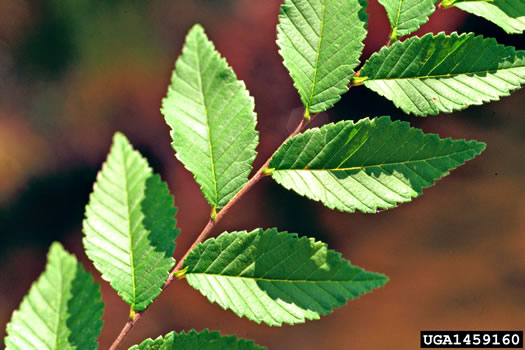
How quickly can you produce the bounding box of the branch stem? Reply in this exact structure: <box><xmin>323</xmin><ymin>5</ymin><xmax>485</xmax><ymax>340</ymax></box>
<box><xmin>108</xmin><ymin>113</ymin><xmax>313</xmax><ymax>350</ymax></box>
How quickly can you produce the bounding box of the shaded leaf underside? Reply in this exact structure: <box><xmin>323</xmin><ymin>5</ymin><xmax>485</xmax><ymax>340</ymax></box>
<box><xmin>269</xmin><ymin>116</ymin><xmax>485</xmax><ymax>213</ymax></box>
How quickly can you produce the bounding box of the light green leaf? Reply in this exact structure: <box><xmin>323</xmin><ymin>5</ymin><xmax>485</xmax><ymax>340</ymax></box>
<box><xmin>5</xmin><ymin>243</ymin><xmax>103</xmax><ymax>350</ymax></box>
<box><xmin>83</xmin><ymin>132</ymin><xmax>178</xmax><ymax>312</ymax></box>
<box><xmin>129</xmin><ymin>330</ymin><xmax>265</xmax><ymax>350</ymax></box>
<box><xmin>184</xmin><ymin>229</ymin><xmax>387</xmax><ymax>326</ymax></box>
<box><xmin>360</xmin><ymin>32</ymin><xmax>525</xmax><ymax>116</ymax></box>
<box><xmin>277</xmin><ymin>0</ymin><xmax>368</xmax><ymax>117</ymax></box>
<box><xmin>377</xmin><ymin>0</ymin><xmax>436</xmax><ymax>39</ymax></box>
<box><xmin>451</xmin><ymin>0</ymin><xmax>525</xmax><ymax>34</ymax></box>
<box><xmin>269</xmin><ymin>116</ymin><xmax>485</xmax><ymax>213</ymax></box>
<box><xmin>162</xmin><ymin>24</ymin><xmax>258</xmax><ymax>211</ymax></box>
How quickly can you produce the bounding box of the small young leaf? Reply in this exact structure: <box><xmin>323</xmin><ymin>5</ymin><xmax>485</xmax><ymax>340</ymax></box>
<box><xmin>277</xmin><ymin>0</ymin><xmax>368</xmax><ymax>117</ymax></box>
<box><xmin>83</xmin><ymin>132</ymin><xmax>179</xmax><ymax>312</ymax></box>
<box><xmin>5</xmin><ymin>243</ymin><xmax>103</xmax><ymax>350</ymax></box>
<box><xmin>269</xmin><ymin>116</ymin><xmax>485</xmax><ymax>213</ymax></box>
<box><xmin>377</xmin><ymin>0</ymin><xmax>436</xmax><ymax>39</ymax></box>
<box><xmin>360</xmin><ymin>32</ymin><xmax>525</xmax><ymax>116</ymax></box>
<box><xmin>162</xmin><ymin>24</ymin><xmax>259</xmax><ymax>211</ymax></box>
<box><xmin>129</xmin><ymin>330</ymin><xmax>265</xmax><ymax>350</ymax></box>
<box><xmin>184</xmin><ymin>229</ymin><xmax>387</xmax><ymax>326</ymax></box>
<box><xmin>452</xmin><ymin>0</ymin><xmax>525</xmax><ymax>34</ymax></box>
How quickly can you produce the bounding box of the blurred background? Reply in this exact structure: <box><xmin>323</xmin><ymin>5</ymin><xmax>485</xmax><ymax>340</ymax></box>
<box><xmin>1</xmin><ymin>0</ymin><xmax>524</xmax><ymax>349</ymax></box>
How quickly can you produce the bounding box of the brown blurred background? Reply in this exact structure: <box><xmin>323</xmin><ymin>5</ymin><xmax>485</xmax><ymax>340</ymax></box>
<box><xmin>1</xmin><ymin>1</ymin><xmax>524</xmax><ymax>349</ymax></box>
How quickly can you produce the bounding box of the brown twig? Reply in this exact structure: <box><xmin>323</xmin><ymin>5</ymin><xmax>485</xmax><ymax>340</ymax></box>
<box><xmin>108</xmin><ymin>113</ymin><xmax>315</xmax><ymax>350</ymax></box>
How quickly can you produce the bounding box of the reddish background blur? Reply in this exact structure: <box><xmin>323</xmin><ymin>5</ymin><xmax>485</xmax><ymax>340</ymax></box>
<box><xmin>1</xmin><ymin>1</ymin><xmax>524</xmax><ymax>349</ymax></box>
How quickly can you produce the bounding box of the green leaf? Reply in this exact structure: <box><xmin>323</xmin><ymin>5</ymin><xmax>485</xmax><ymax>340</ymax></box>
<box><xmin>377</xmin><ymin>0</ymin><xmax>436</xmax><ymax>39</ymax></box>
<box><xmin>83</xmin><ymin>132</ymin><xmax>178</xmax><ymax>312</ymax></box>
<box><xmin>451</xmin><ymin>0</ymin><xmax>525</xmax><ymax>34</ymax></box>
<box><xmin>360</xmin><ymin>32</ymin><xmax>525</xmax><ymax>116</ymax></box>
<box><xmin>162</xmin><ymin>24</ymin><xmax>258</xmax><ymax>211</ymax></box>
<box><xmin>5</xmin><ymin>243</ymin><xmax>103</xmax><ymax>350</ymax></box>
<box><xmin>269</xmin><ymin>116</ymin><xmax>485</xmax><ymax>213</ymax></box>
<box><xmin>129</xmin><ymin>330</ymin><xmax>265</xmax><ymax>350</ymax></box>
<box><xmin>277</xmin><ymin>0</ymin><xmax>368</xmax><ymax>117</ymax></box>
<box><xmin>184</xmin><ymin>229</ymin><xmax>387</xmax><ymax>326</ymax></box>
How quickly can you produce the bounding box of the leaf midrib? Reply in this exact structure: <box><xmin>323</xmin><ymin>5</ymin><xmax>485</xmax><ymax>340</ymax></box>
<box><xmin>53</xmin><ymin>257</ymin><xmax>64</xmax><ymax>350</ymax></box>
<box><xmin>367</xmin><ymin>65</ymin><xmax>525</xmax><ymax>81</ymax></box>
<box><xmin>121</xmin><ymin>144</ymin><xmax>137</xmax><ymax>310</ymax></box>
<box><xmin>393</xmin><ymin>0</ymin><xmax>403</xmax><ymax>34</ymax></box>
<box><xmin>188</xmin><ymin>272</ymin><xmax>382</xmax><ymax>284</ymax></box>
<box><xmin>195</xmin><ymin>36</ymin><xmax>219</xmax><ymax>209</ymax></box>
<box><xmin>306</xmin><ymin>0</ymin><xmax>327</xmax><ymax>115</ymax></box>
<box><xmin>274</xmin><ymin>147</ymin><xmax>478</xmax><ymax>172</ymax></box>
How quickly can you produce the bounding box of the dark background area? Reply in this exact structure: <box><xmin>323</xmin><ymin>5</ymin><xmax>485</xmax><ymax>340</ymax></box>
<box><xmin>1</xmin><ymin>1</ymin><xmax>524</xmax><ymax>349</ymax></box>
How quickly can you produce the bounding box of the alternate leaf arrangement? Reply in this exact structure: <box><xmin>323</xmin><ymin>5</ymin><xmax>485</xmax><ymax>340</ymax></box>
<box><xmin>5</xmin><ymin>0</ymin><xmax>525</xmax><ymax>348</ymax></box>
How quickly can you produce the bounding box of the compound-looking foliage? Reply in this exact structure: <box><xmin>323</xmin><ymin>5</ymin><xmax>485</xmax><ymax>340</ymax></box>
<box><xmin>5</xmin><ymin>0</ymin><xmax>525</xmax><ymax>349</ymax></box>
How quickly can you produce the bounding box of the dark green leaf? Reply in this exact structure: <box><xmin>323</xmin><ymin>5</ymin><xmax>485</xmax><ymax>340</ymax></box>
<box><xmin>129</xmin><ymin>330</ymin><xmax>265</xmax><ymax>350</ymax></box>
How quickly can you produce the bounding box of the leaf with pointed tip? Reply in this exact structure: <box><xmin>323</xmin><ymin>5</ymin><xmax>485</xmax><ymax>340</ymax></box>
<box><xmin>162</xmin><ymin>24</ymin><xmax>258</xmax><ymax>211</ymax></box>
<box><xmin>360</xmin><ymin>32</ymin><xmax>525</xmax><ymax>116</ymax></box>
<box><xmin>83</xmin><ymin>132</ymin><xmax>178</xmax><ymax>312</ymax></box>
<box><xmin>129</xmin><ymin>330</ymin><xmax>265</xmax><ymax>350</ymax></box>
<box><xmin>277</xmin><ymin>0</ymin><xmax>368</xmax><ymax>116</ymax></box>
<box><xmin>452</xmin><ymin>0</ymin><xmax>525</xmax><ymax>34</ymax></box>
<box><xmin>377</xmin><ymin>0</ymin><xmax>435</xmax><ymax>39</ymax></box>
<box><xmin>184</xmin><ymin>229</ymin><xmax>387</xmax><ymax>326</ymax></box>
<box><xmin>5</xmin><ymin>243</ymin><xmax>103</xmax><ymax>350</ymax></box>
<box><xmin>269</xmin><ymin>116</ymin><xmax>485</xmax><ymax>213</ymax></box>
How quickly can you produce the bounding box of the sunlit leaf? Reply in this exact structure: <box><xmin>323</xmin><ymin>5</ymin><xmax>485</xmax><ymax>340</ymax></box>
<box><xmin>277</xmin><ymin>0</ymin><xmax>368</xmax><ymax>116</ymax></box>
<box><xmin>377</xmin><ymin>0</ymin><xmax>435</xmax><ymax>39</ymax></box>
<box><xmin>5</xmin><ymin>243</ymin><xmax>103</xmax><ymax>350</ymax></box>
<box><xmin>83</xmin><ymin>132</ymin><xmax>178</xmax><ymax>311</ymax></box>
<box><xmin>360</xmin><ymin>32</ymin><xmax>525</xmax><ymax>116</ymax></box>
<box><xmin>184</xmin><ymin>229</ymin><xmax>387</xmax><ymax>326</ymax></box>
<box><xmin>269</xmin><ymin>116</ymin><xmax>485</xmax><ymax>213</ymax></box>
<box><xmin>162</xmin><ymin>24</ymin><xmax>259</xmax><ymax>211</ymax></box>
<box><xmin>451</xmin><ymin>0</ymin><xmax>525</xmax><ymax>34</ymax></box>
